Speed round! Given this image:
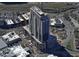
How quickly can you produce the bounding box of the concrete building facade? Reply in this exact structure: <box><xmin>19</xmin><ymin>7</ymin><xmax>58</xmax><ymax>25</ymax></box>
<box><xmin>29</xmin><ymin>6</ymin><xmax>50</xmax><ymax>43</ymax></box>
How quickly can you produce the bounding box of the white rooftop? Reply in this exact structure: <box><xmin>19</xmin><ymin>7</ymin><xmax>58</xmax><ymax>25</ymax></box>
<box><xmin>47</xmin><ymin>54</ymin><xmax>57</xmax><ymax>57</ymax></box>
<box><xmin>50</xmin><ymin>18</ymin><xmax>63</xmax><ymax>26</ymax></box>
<box><xmin>10</xmin><ymin>45</ymin><xmax>30</xmax><ymax>57</ymax></box>
<box><xmin>22</xmin><ymin>13</ymin><xmax>29</xmax><ymax>20</ymax></box>
<box><xmin>33</xmin><ymin>6</ymin><xmax>44</xmax><ymax>15</ymax></box>
<box><xmin>27</xmin><ymin>12</ymin><xmax>30</xmax><ymax>16</ymax></box>
<box><xmin>0</xmin><ymin>45</ymin><xmax>30</xmax><ymax>57</ymax></box>
<box><xmin>18</xmin><ymin>16</ymin><xmax>24</xmax><ymax>21</ymax></box>
<box><xmin>58</xmin><ymin>18</ymin><xmax>63</xmax><ymax>24</ymax></box>
<box><xmin>50</xmin><ymin>18</ymin><xmax>56</xmax><ymax>25</ymax></box>
<box><xmin>2</xmin><ymin>31</ymin><xmax>20</xmax><ymax>41</ymax></box>
<box><xmin>5</xmin><ymin>19</ymin><xmax>14</xmax><ymax>25</ymax></box>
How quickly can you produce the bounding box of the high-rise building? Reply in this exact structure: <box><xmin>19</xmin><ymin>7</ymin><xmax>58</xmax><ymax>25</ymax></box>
<box><xmin>29</xmin><ymin>6</ymin><xmax>50</xmax><ymax>43</ymax></box>
<box><xmin>24</xmin><ymin>6</ymin><xmax>72</xmax><ymax>57</ymax></box>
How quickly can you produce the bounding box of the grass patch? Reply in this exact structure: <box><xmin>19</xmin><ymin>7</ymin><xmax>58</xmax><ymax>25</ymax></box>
<box><xmin>44</xmin><ymin>2</ymin><xmax>71</xmax><ymax>9</ymax></box>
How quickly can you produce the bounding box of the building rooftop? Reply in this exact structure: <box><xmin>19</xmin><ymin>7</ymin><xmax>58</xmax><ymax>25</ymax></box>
<box><xmin>18</xmin><ymin>16</ymin><xmax>24</xmax><ymax>21</ymax></box>
<box><xmin>2</xmin><ymin>31</ymin><xmax>20</xmax><ymax>42</ymax></box>
<box><xmin>47</xmin><ymin>54</ymin><xmax>57</xmax><ymax>57</ymax></box>
<box><xmin>10</xmin><ymin>45</ymin><xmax>30</xmax><ymax>57</ymax></box>
<box><xmin>21</xmin><ymin>13</ymin><xmax>29</xmax><ymax>20</ymax></box>
<box><xmin>50</xmin><ymin>18</ymin><xmax>56</xmax><ymax>25</ymax></box>
<box><xmin>31</xmin><ymin>6</ymin><xmax>44</xmax><ymax>15</ymax></box>
<box><xmin>5</xmin><ymin>19</ymin><xmax>14</xmax><ymax>25</ymax></box>
<box><xmin>0</xmin><ymin>38</ymin><xmax>7</xmax><ymax>49</ymax></box>
<box><xmin>50</xmin><ymin>18</ymin><xmax>63</xmax><ymax>26</ymax></box>
<box><xmin>0</xmin><ymin>45</ymin><xmax>30</xmax><ymax>57</ymax></box>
